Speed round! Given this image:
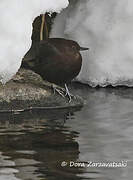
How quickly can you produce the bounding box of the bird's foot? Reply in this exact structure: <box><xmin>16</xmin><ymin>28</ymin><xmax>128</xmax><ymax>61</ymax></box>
<box><xmin>51</xmin><ymin>84</ymin><xmax>76</xmax><ymax>103</ymax></box>
<box><xmin>64</xmin><ymin>84</ymin><xmax>76</xmax><ymax>103</ymax></box>
<box><xmin>52</xmin><ymin>84</ymin><xmax>65</xmax><ymax>98</ymax></box>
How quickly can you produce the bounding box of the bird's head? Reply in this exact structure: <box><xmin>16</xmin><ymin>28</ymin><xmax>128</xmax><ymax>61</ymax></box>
<box><xmin>69</xmin><ymin>40</ymin><xmax>89</xmax><ymax>52</ymax></box>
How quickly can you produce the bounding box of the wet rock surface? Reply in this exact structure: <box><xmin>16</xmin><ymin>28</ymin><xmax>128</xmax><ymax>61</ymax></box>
<box><xmin>0</xmin><ymin>68</ymin><xmax>83</xmax><ymax>112</ymax></box>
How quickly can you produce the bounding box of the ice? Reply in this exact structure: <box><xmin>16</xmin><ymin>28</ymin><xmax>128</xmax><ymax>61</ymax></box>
<box><xmin>51</xmin><ymin>0</ymin><xmax>133</xmax><ymax>86</ymax></box>
<box><xmin>0</xmin><ymin>0</ymin><xmax>68</xmax><ymax>84</ymax></box>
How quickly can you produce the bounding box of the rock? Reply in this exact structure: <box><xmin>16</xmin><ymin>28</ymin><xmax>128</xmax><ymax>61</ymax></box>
<box><xmin>0</xmin><ymin>68</ymin><xmax>83</xmax><ymax>112</ymax></box>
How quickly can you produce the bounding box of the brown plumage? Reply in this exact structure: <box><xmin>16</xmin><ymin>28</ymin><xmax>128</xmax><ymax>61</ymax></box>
<box><xmin>22</xmin><ymin>38</ymin><xmax>89</xmax><ymax>101</ymax></box>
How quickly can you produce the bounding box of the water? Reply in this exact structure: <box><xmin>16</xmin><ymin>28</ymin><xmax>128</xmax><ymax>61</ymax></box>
<box><xmin>0</xmin><ymin>84</ymin><xmax>133</xmax><ymax>180</ymax></box>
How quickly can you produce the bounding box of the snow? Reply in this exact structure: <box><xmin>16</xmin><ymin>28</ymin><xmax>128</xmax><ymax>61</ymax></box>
<box><xmin>0</xmin><ymin>0</ymin><xmax>68</xmax><ymax>83</ymax></box>
<box><xmin>51</xmin><ymin>0</ymin><xmax>133</xmax><ymax>87</ymax></box>
<box><xmin>2</xmin><ymin>0</ymin><xmax>133</xmax><ymax>87</ymax></box>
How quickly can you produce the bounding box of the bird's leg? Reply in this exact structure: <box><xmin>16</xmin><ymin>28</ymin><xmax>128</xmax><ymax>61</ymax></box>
<box><xmin>64</xmin><ymin>84</ymin><xmax>74</xmax><ymax>103</ymax></box>
<box><xmin>52</xmin><ymin>84</ymin><xmax>65</xmax><ymax>98</ymax></box>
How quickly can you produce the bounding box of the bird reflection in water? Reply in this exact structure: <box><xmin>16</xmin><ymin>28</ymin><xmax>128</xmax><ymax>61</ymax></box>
<box><xmin>0</xmin><ymin>108</ymin><xmax>86</xmax><ymax>180</ymax></box>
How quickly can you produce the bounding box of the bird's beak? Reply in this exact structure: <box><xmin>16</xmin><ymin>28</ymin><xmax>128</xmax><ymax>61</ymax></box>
<box><xmin>80</xmin><ymin>47</ymin><xmax>89</xmax><ymax>51</ymax></box>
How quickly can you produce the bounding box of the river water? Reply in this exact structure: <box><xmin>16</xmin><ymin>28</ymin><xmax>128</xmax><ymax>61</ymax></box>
<box><xmin>0</xmin><ymin>84</ymin><xmax>133</xmax><ymax>180</ymax></box>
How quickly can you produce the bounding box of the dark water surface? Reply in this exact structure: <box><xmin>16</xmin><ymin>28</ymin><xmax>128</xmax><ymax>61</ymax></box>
<box><xmin>0</xmin><ymin>84</ymin><xmax>133</xmax><ymax>180</ymax></box>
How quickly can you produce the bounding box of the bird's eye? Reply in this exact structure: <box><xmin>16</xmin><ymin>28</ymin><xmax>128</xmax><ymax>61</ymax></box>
<box><xmin>72</xmin><ymin>45</ymin><xmax>76</xmax><ymax>50</ymax></box>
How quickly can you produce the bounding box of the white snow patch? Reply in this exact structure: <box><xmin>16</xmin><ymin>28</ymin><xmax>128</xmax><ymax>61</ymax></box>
<box><xmin>0</xmin><ymin>0</ymin><xmax>68</xmax><ymax>83</ymax></box>
<box><xmin>51</xmin><ymin>0</ymin><xmax>133</xmax><ymax>86</ymax></box>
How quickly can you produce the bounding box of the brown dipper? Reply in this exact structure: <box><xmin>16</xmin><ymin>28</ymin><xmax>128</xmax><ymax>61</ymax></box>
<box><xmin>22</xmin><ymin>38</ymin><xmax>89</xmax><ymax>102</ymax></box>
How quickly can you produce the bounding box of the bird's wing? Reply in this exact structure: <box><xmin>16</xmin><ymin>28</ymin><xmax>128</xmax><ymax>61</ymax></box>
<box><xmin>21</xmin><ymin>40</ymin><xmax>60</xmax><ymax>69</ymax></box>
<box><xmin>23</xmin><ymin>40</ymin><xmax>59</xmax><ymax>62</ymax></box>
<box><xmin>36</xmin><ymin>40</ymin><xmax>59</xmax><ymax>58</ymax></box>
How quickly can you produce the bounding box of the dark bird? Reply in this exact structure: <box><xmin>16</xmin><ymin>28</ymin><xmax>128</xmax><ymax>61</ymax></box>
<box><xmin>21</xmin><ymin>38</ymin><xmax>89</xmax><ymax>102</ymax></box>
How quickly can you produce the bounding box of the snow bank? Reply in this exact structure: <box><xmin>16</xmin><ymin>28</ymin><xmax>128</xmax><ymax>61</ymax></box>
<box><xmin>0</xmin><ymin>0</ymin><xmax>68</xmax><ymax>83</ymax></box>
<box><xmin>51</xmin><ymin>0</ymin><xmax>133</xmax><ymax>87</ymax></box>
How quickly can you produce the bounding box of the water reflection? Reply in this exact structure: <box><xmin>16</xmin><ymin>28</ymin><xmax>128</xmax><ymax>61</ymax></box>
<box><xmin>0</xmin><ymin>108</ymin><xmax>84</xmax><ymax>180</ymax></box>
<box><xmin>0</xmin><ymin>85</ymin><xmax>133</xmax><ymax>179</ymax></box>
<box><xmin>71</xmin><ymin>84</ymin><xmax>133</xmax><ymax>180</ymax></box>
